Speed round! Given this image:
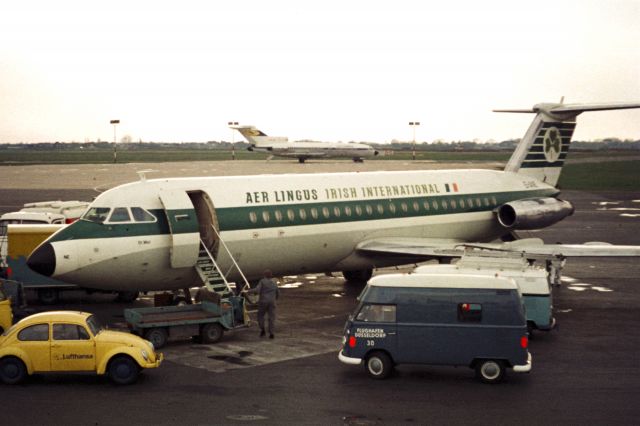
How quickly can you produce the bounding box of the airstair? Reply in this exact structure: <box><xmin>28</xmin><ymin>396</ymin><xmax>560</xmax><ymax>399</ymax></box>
<box><xmin>194</xmin><ymin>226</ymin><xmax>251</xmax><ymax>298</ymax></box>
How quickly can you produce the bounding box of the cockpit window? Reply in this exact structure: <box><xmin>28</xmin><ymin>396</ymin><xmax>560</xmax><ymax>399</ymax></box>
<box><xmin>82</xmin><ymin>207</ymin><xmax>111</xmax><ymax>224</ymax></box>
<box><xmin>131</xmin><ymin>207</ymin><xmax>157</xmax><ymax>223</ymax></box>
<box><xmin>109</xmin><ymin>207</ymin><xmax>131</xmax><ymax>223</ymax></box>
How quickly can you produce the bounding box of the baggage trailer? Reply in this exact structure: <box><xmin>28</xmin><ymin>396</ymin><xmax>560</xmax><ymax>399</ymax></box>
<box><xmin>124</xmin><ymin>296</ymin><xmax>249</xmax><ymax>348</ymax></box>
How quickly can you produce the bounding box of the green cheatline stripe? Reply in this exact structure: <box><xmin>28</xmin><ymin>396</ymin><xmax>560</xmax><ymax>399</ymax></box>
<box><xmin>49</xmin><ymin>188</ymin><xmax>557</xmax><ymax>240</ymax></box>
<box><xmin>216</xmin><ymin>188</ymin><xmax>557</xmax><ymax>231</ymax></box>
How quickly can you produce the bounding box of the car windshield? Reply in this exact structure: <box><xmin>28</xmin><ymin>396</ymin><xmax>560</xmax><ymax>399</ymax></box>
<box><xmin>86</xmin><ymin>315</ymin><xmax>104</xmax><ymax>335</ymax></box>
<box><xmin>82</xmin><ymin>207</ymin><xmax>111</xmax><ymax>224</ymax></box>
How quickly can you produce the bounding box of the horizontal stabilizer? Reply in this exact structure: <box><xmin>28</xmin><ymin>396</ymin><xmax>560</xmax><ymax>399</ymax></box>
<box><xmin>494</xmin><ymin>102</ymin><xmax>640</xmax><ymax>115</ymax></box>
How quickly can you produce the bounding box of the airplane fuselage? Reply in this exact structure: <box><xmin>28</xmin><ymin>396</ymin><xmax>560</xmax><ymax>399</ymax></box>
<box><xmin>250</xmin><ymin>141</ymin><xmax>378</xmax><ymax>161</ymax></box>
<box><xmin>28</xmin><ymin>169</ymin><xmax>557</xmax><ymax>291</ymax></box>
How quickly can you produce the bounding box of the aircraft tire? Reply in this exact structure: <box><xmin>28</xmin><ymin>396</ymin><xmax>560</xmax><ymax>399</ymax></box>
<box><xmin>116</xmin><ymin>291</ymin><xmax>139</xmax><ymax>303</ymax></box>
<box><xmin>342</xmin><ymin>269</ymin><xmax>373</xmax><ymax>283</ymax></box>
<box><xmin>365</xmin><ymin>351</ymin><xmax>393</xmax><ymax>380</ymax></box>
<box><xmin>475</xmin><ymin>359</ymin><xmax>505</xmax><ymax>384</ymax></box>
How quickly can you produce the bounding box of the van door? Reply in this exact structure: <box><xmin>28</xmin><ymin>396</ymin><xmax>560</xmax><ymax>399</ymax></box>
<box><xmin>353</xmin><ymin>303</ymin><xmax>397</xmax><ymax>357</ymax></box>
<box><xmin>158</xmin><ymin>189</ymin><xmax>200</xmax><ymax>268</ymax></box>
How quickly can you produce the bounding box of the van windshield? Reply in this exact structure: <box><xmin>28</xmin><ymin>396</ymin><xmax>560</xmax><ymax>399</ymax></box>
<box><xmin>82</xmin><ymin>207</ymin><xmax>111</xmax><ymax>224</ymax></box>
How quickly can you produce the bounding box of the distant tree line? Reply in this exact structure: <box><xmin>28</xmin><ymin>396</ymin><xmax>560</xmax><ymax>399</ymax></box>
<box><xmin>0</xmin><ymin>138</ymin><xmax>639</xmax><ymax>152</ymax></box>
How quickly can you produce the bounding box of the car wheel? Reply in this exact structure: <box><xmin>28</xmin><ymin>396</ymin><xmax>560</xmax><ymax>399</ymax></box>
<box><xmin>144</xmin><ymin>328</ymin><xmax>168</xmax><ymax>349</ymax></box>
<box><xmin>201</xmin><ymin>323</ymin><xmax>224</xmax><ymax>344</ymax></box>
<box><xmin>475</xmin><ymin>359</ymin><xmax>505</xmax><ymax>384</ymax></box>
<box><xmin>108</xmin><ymin>356</ymin><xmax>140</xmax><ymax>385</ymax></box>
<box><xmin>0</xmin><ymin>357</ymin><xmax>27</xmax><ymax>385</ymax></box>
<box><xmin>365</xmin><ymin>351</ymin><xmax>393</xmax><ymax>380</ymax></box>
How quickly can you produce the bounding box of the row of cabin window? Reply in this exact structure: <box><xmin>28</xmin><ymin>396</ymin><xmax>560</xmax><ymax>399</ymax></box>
<box><xmin>247</xmin><ymin>196</ymin><xmax>499</xmax><ymax>224</ymax></box>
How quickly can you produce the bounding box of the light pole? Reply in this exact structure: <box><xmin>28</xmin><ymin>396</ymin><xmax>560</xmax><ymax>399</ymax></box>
<box><xmin>110</xmin><ymin>119</ymin><xmax>120</xmax><ymax>163</ymax></box>
<box><xmin>228</xmin><ymin>121</ymin><xmax>238</xmax><ymax>160</ymax></box>
<box><xmin>409</xmin><ymin>121</ymin><xmax>420</xmax><ymax>160</ymax></box>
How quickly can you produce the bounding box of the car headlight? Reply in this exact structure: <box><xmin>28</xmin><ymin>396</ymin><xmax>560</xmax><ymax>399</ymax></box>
<box><xmin>141</xmin><ymin>349</ymin><xmax>149</xmax><ymax>361</ymax></box>
<box><xmin>146</xmin><ymin>340</ymin><xmax>155</xmax><ymax>351</ymax></box>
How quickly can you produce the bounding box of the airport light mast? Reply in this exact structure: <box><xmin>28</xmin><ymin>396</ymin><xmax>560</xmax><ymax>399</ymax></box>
<box><xmin>228</xmin><ymin>121</ymin><xmax>238</xmax><ymax>160</ymax></box>
<box><xmin>110</xmin><ymin>119</ymin><xmax>120</xmax><ymax>163</ymax></box>
<box><xmin>409</xmin><ymin>121</ymin><xmax>420</xmax><ymax>160</ymax></box>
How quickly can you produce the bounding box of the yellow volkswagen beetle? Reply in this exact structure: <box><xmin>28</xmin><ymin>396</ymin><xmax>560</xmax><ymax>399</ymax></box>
<box><xmin>0</xmin><ymin>311</ymin><xmax>162</xmax><ymax>385</ymax></box>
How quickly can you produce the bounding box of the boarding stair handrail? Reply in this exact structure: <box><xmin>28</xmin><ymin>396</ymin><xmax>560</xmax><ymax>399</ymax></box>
<box><xmin>209</xmin><ymin>225</ymin><xmax>251</xmax><ymax>293</ymax></box>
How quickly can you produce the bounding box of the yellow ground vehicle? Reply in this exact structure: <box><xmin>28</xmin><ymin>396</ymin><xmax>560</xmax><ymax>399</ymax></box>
<box><xmin>0</xmin><ymin>311</ymin><xmax>162</xmax><ymax>385</ymax></box>
<box><xmin>0</xmin><ymin>289</ymin><xmax>11</xmax><ymax>333</ymax></box>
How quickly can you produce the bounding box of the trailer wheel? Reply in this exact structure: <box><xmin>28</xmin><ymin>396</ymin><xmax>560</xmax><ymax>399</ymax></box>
<box><xmin>365</xmin><ymin>351</ymin><xmax>393</xmax><ymax>380</ymax></box>
<box><xmin>0</xmin><ymin>357</ymin><xmax>27</xmax><ymax>385</ymax></box>
<box><xmin>201</xmin><ymin>323</ymin><xmax>224</xmax><ymax>344</ymax></box>
<box><xmin>144</xmin><ymin>328</ymin><xmax>168</xmax><ymax>349</ymax></box>
<box><xmin>108</xmin><ymin>356</ymin><xmax>140</xmax><ymax>385</ymax></box>
<box><xmin>37</xmin><ymin>288</ymin><xmax>60</xmax><ymax>305</ymax></box>
<box><xmin>475</xmin><ymin>359</ymin><xmax>505</xmax><ymax>384</ymax></box>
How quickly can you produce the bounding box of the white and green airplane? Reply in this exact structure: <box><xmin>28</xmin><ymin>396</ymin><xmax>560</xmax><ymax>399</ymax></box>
<box><xmin>230</xmin><ymin>124</ymin><xmax>379</xmax><ymax>163</ymax></box>
<box><xmin>27</xmin><ymin>101</ymin><xmax>640</xmax><ymax>293</ymax></box>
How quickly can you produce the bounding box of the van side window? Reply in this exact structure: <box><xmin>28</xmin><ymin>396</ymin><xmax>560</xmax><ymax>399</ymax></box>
<box><xmin>356</xmin><ymin>304</ymin><xmax>396</xmax><ymax>323</ymax></box>
<box><xmin>458</xmin><ymin>303</ymin><xmax>482</xmax><ymax>322</ymax></box>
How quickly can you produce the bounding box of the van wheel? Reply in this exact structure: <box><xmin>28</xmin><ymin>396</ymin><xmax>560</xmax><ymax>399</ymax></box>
<box><xmin>144</xmin><ymin>328</ymin><xmax>168</xmax><ymax>349</ymax></box>
<box><xmin>475</xmin><ymin>360</ymin><xmax>505</xmax><ymax>384</ymax></box>
<box><xmin>365</xmin><ymin>351</ymin><xmax>393</xmax><ymax>379</ymax></box>
<box><xmin>0</xmin><ymin>357</ymin><xmax>27</xmax><ymax>385</ymax></box>
<box><xmin>201</xmin><ymin>323</ymin><xmax>224</xmax><ymax>344</ymax></box>
<box><xmin>108</xmin><ymin>356</ymin><xmax>140</xmax><ymax>385</ymax></box>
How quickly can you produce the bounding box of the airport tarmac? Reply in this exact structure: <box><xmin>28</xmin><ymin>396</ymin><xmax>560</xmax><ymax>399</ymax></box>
<box><xmin>0</xmin><ymin>161</ymin><xmax>639</xmax><ymax>425</ymax></box>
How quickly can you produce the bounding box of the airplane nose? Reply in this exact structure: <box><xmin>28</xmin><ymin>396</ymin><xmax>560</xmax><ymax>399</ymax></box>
<box><xmin>27</xmin><ymin>243</ymin><xmax>56</xmax><ymax>277</ymax></box>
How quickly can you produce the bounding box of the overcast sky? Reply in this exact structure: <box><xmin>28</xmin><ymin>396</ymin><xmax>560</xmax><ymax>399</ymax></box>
<box><xmin>1</xmin><ymin>0</ymin><xmax>638</xmax><ymax>144</ymax></box>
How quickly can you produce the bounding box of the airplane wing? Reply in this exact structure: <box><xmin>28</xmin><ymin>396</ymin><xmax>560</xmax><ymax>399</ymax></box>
<box><xmin>356</xmin><ymin>237</ymin><xmax>640</xmax><ymax>260</ymax></box>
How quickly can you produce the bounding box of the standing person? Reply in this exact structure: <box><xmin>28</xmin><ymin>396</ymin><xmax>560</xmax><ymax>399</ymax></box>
<box><xmin>247</xmin><ymin>269</ymin><xmax>280</xmax><ymax>338</ymax></box>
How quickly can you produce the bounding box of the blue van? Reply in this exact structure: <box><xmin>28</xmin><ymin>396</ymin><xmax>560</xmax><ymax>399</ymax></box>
<box><xmin>339</xmin><ymin>273</ymin><xmax>532</xmax><ymax>383</ymax></box>
<box><xmin>414</xmin><ymin>255</ymin><xmax>556</xmax><ymax>332</ymax></box>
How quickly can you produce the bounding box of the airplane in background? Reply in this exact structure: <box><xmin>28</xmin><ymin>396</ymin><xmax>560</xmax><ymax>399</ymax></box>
<box><xmin>26</xmin><ymin>101</ymin><xmax>640</xmax><ymax>296</ymax></box>
<box><xmin>230</xmin><ymin>125</ymin><xmax>379</xmax><ymax>163</ymax></box>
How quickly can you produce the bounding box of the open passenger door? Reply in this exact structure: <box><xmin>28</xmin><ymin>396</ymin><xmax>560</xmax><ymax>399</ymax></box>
<box><xmin>158</xmin><ymin>189</ymin><xmax>200</xmax><ymax>268</ymax></box>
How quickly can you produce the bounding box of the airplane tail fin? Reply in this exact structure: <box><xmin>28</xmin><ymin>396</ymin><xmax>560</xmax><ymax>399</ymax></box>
<box><xmin>497</xmin><ymin>102</ymin><xmax>640</xmax><ymax>187</ymax></box>
<box><xmin>229</xmin><ymin>125</ymin><xmax>288</xmax><ymax>146</ymax></box>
